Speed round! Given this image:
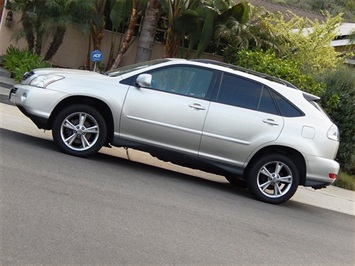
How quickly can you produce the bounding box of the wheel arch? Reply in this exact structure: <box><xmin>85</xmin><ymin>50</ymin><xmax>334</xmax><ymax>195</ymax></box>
<box><xmin>48</xmin><ymin>96</ymin><xmax>114</xmax><ymax>144</ymax></box>
<box><xmin>245</xmin><ymin>145</ymin><xmax>306</xmax><ymax>185</ymax></box>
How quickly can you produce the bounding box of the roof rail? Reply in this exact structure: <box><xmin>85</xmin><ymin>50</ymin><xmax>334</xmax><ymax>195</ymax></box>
<box><xmin>191</xmin><ymin>59</ymin><xmax>299</xmax><ymax>90</ymax></box>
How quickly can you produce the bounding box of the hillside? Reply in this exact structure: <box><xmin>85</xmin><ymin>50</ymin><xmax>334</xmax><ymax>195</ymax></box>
<box><xmin>268</xmin><ymin>0</ymin><xmax>355</xmax><ymax>22</ymax></box>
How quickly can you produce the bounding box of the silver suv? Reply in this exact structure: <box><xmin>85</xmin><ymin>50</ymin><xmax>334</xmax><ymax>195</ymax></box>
<box><xmin>9</xmin><ymin>59</ymin><xmax>340</xmax><ymax>204</ymax></box>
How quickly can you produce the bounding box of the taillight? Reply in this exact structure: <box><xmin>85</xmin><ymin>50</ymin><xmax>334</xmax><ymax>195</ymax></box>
<box><xmin>327</xmin><ymin>124</ymin><xmax>339</xmax><ymax>141</ymax></box>
<box><xmin>329</xmin><ymin>173</ymin><xmax>337</xmax><ymax>179</ymax></box>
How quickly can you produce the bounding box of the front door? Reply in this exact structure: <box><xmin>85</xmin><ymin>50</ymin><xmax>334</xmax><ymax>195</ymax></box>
<box><xmin>120</xmin><ymin>65</ymin><xmax>215</xmax><ymax>156</ymax></box>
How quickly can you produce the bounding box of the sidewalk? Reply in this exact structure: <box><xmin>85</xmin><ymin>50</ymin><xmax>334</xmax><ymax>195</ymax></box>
<box><xmin>0</xmin><ymin>66</ymin><xmax>354</xmax><ymax>216</ymax></box>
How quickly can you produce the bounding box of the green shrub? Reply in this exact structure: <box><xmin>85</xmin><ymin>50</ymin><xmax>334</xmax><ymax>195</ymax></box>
<box><xmin>224</xmin><ymin>49</ymin><xmax>325</xmax><ymax>95</ymax></box>
<box><xmin>3</xmin><ymin>45</ymin><xmax>52</xmax><ymax>82</ymax></box>
<box><xmin>319</xmin><ymin>66</ymin><xmax>355</xmax><ymax>175</ymax></box>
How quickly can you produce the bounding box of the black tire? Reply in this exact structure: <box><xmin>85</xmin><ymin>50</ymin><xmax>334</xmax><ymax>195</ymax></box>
<box><xmin>52</xmin><ymin>104</ymin><xmax>107</xmax><ymax>157</ymax></box>
<box><xmin>247</xmin><ymin>154</ymin><xmax>299</xmax><ymax>204</ymax></box>
<box><xmin>225</xmin><ymin>176</ymin><xmax>248</xmax><ymax>188</ymax></box>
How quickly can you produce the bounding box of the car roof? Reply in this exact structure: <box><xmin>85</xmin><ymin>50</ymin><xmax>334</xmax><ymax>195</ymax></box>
<box><xmin>189</xmin><ymin>59</ymin><xmax>300</xmax><ymax>90</ymax></box>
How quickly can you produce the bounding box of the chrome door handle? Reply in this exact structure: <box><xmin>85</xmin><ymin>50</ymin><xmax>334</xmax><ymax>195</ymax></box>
<box><xmin>188</xmin><ymin>103</ymin><xmax>206</xmax><ymax>110</ymax></box>
<box><xmin>262</xmin><ymin>119</ymin><xmax>279</xmax><ymax>126</ymax></box>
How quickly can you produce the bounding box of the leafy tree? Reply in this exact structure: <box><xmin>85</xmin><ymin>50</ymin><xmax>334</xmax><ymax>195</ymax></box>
<box><xmin>269</xmin><ymin>12</ymin><xmax>345</xmax><ymax>74</ymax></box>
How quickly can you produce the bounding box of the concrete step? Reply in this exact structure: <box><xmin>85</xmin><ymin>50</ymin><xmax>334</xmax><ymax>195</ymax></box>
<box><xmin>0</xmin><ymin>67</ymin><xmax>11</xmax><ymax>78</ymax></box>
<box><xmin>0</xmin><ymin>67</ymin><xmax>15</xmax><ymax>88</ymax></box>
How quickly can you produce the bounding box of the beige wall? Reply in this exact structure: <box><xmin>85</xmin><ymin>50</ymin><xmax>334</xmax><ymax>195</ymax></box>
<box><xmin>0</xmin><ymin>10</ymin><xmax>222</xmax><ymax>69</ymax></box>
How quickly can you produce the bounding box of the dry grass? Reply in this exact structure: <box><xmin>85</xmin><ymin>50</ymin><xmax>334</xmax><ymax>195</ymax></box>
<box><xmin>333</xmin><ymin>172</ymin><xmax>355</xmax><ymax>191</ymax></box>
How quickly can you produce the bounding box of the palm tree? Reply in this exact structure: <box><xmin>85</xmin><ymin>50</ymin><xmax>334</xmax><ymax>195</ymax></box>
<box><xmin>190</xmin><ymin>0</ymin><xmax>248</xmax><ymax>58</ymax></box>
<box><xmin>215</xmin><ymin>4</ymin><xmax>284</xmax><ymax>54</ymax></box>
<box><xmin>44</xmin><ymin>0</ymin><xmax>93</xmax><ymax>61</ymax></box>
<box><xmin>134</xmin><ymin>0</ymin><xmax>161</xmax><ymax>63</ymax></box>
<box><xmin>106</xmin><ymin>0</ymin><xmax>133</xmax><ymax>70</ymax></box>
<box><xmin>160</xmin><ymin>0</ymin><xmax>201</xmax><ymax>58</ymax></box>
<box><xmin>7</xmin><ymin>0</ymin><xmax>93</xmax><ymax>61</ymax></box>
<box><xmin>158</xmin><ymin>0</ymin><xmax>253</xmax><ymax>58</ymax></box>
<box><xmin>91</xmin><ymin>0</ymin><xmax>106</xmax><ymax>51</ymax></box>
<box><xmin>111</xmin><ymin>0</ymin><xmax>148</xmax><ymax>69</ymax></box>
<box><xmin>7</xmin><ymin>0</ymin><xmax>40</xmax><ymax>53</ymax></box>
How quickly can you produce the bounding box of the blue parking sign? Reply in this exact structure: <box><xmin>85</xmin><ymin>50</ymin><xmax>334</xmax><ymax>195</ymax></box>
<box><xmin>91</xmin><ymin>50</ymin><xmax>103</xmax><ymax>62</ymax></box>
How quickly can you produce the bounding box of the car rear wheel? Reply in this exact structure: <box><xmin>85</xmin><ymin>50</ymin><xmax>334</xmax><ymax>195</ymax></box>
<box><xmin>247</xmin><ymin>154</ymin><xmax>299</xmax><ymax>204</ymax></box>
<box><xmin>52</xmin><ymin>105</ymin><xmax>107</xmax><ymax>157</ymax></box>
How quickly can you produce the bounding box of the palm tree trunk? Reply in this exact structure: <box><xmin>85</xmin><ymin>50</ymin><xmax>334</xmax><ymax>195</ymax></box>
<box><xmin>91</xmin><ymin>0</ymin><xmax>106</xmax><ymax>51</ymax></box>
<box><xmin>134</xmin><ymin>0</ymin><xmax>161</xmax><ymax>63</ymax></box>
<box><xmin>21</xmin><ymin>12</ymin><xmax>35</xmax><ymax>52</ymax></box>
<box><xmin>44</xmin><ymin>26</ymin><xmax>66</xmax><ymax>61</ymax></box>
<box><xmin>111</xmin><ymin>0</ymin><xmax>139</xmax><ymax>69</ymax></box>
<box><xmin>165</xmin><ymin>28</ymin><xmax>180</xmax><ymax>58</ymax></box>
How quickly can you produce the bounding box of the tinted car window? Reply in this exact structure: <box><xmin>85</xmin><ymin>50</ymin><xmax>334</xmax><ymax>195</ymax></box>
<box><xmin>216</xmin><ymin>74</ymin><xmax>281</xmax><ymax>115</ymax></box>
<box><xmin>258</xmin><ymin>87</ymin><xmax>279</xmax><ymax>115</ymax></box>
<box><xmin>148</xmin><ymin>66</ymin><xmax>214</xmax><ymax>99</ymax></box>
<box><xmin>273</xmin><ymin>92</ymin><xmax>304</xmax><ymax>117</ymax></box>
<box><xmin>217</xmin><ymin>73</ymin><xmax>263</xmax><ymax>110</ymax></box>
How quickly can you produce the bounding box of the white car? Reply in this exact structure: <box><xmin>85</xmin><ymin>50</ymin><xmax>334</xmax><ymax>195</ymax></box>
<box><xmin>9</xmin><ymin>58</ymin><xmax>340</xmax><ymax>204</ymax></box>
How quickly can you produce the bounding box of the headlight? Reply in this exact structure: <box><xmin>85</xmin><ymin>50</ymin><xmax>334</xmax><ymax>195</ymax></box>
<box><xmin>29</xmin><ymin>74</ymin><xmax>64</xmax><ymax>88</ymax></box>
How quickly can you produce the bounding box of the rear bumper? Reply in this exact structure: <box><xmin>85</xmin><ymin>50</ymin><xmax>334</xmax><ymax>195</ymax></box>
<box><xmin>304</xmin><ymin>154</ymin><xmax>339</xmax><ymax>188</ymax></box>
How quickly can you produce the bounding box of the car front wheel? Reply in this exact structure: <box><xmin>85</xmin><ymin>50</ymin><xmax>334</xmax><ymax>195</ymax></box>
<box><xmin>247</xmin><ymin>154</ymin><xmax>299</xmax><ymax>204</ymax></box>
<box><xmin>52</xmin><ymin>105</ymin><xmax>107</xmax><ymax>157</ymax></box>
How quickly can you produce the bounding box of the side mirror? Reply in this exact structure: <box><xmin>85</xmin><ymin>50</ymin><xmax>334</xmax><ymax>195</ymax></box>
<box><xmin>136</xmin><ymin>74</ymin><xmax>152</xmax><ymax>88</ymax></box>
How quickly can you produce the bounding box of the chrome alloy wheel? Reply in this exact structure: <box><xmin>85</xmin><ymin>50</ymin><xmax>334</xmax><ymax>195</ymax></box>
<box><xmin>60</xmin><ymin>112</ymin><xmax>100</xmax><ymax>151</ymax></box>
<box><xmin>256</xmin><ymin>161</ymin><xmax>293</xmax><ymax>198</ymax></box>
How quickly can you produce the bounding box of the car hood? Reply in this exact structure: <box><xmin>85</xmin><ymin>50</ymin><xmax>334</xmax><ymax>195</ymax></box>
<box><xmin>21</xmin><ymin>68</ymin><xmax>113</xmax><ymax>85</ymax></box>
<box><xmin>32</xmin><ymin>68</ymin><xmax>103</xmax><ymax>77</ymax></box>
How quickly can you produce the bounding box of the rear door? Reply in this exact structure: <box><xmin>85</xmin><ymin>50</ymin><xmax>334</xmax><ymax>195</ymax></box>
<box><xmin>199</xmin><ymin>72</ymin><xmax>284</xmax><ymax>168</ymax></box>
<box><xmin>120</xmin><ymin>65</ymin><xmax>216</xmax><ymax>156</ymax></box>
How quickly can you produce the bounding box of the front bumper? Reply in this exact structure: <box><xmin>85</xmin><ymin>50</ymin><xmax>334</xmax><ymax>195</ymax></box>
<box><xmin>9</xmin><ymin>84</ymin><xmax>66</xmax><ymax>130</ymax></box>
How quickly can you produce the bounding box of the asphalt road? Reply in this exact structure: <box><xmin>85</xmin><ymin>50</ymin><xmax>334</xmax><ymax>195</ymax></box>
<box><xmin>1</xmin><ymin>106</ymin><xmax>355</xmax><ymax>265</ymax></box>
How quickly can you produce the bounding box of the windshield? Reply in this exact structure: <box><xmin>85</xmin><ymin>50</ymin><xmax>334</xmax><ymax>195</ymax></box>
<box><xmin>105</xmin><ymin>59</ymin><xmax>169</xmax><ymax>77</ymax></box>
